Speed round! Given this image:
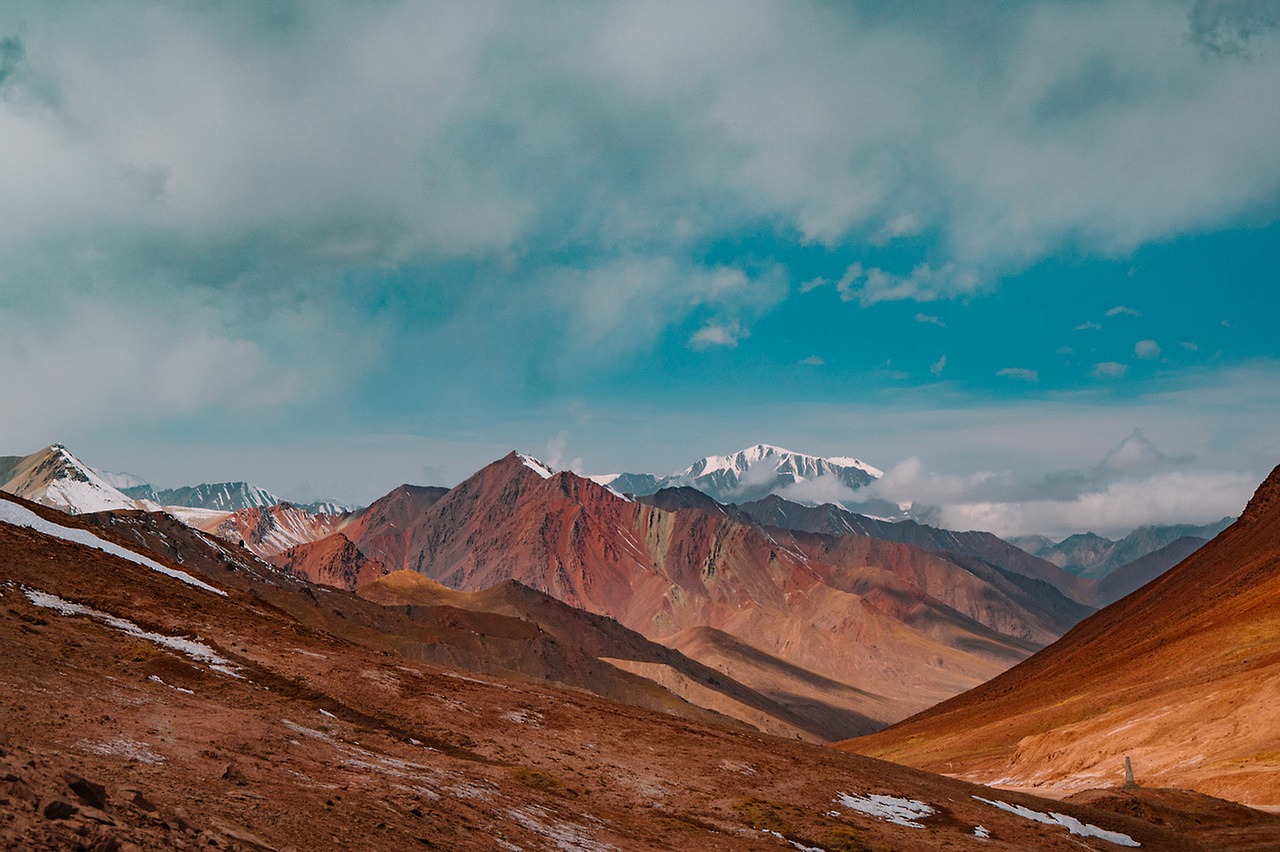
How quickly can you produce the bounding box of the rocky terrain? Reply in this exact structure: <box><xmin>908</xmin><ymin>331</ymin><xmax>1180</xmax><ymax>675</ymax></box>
<box><xmin>3</xmin><ymin>490</ymin><xmax>1239</xmax><ymax>850</ymax></box>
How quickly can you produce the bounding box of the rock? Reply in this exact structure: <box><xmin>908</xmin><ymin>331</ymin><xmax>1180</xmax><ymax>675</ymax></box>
<box><xmin>42</xmin><ymin>797</ymin><xmax>78</xmax><ymax>820</ymax></box>
<box><xmin>171</xmin><ymin>806</ymin><xmax>194</xmax><ymax>833</ymax></box>
<box><xmin>78</xmin><ymin>805</ymin><xmax>118</xmax><ymax>825</ymax></box>
<box><xmin>119</xmin><ymin>787</ymin><xmax>157</xmax><ymax>812</ymax></box>
<box><xmin>91</xmin><ymin>837</ymin><xmax>122</xmax><ymax>852</ymax></box>
<box><xmin>216</xmin><ymin>824</ymin><xmax>278</xmax><ymax>851</ymax></box>
<box><xmin>64</xmin><ymin>771</ymin><xmax>109</xmax><ymax>809</ymax></box>
<box><xmin>221</xmin><ymin>763</ymin><xmax>248</xmax><ymax>786</ymax></box>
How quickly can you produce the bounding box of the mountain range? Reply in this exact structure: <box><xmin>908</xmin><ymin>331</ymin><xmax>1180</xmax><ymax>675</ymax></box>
<box><xmin>8</xmin><ymin>487</ymin><xmax>1241</xmax><ymax>849</ymax></box>
<box><xmin>3</xmin><ymin>440</ymin><xmax>1280</xmax><ymax>847</ymax></box>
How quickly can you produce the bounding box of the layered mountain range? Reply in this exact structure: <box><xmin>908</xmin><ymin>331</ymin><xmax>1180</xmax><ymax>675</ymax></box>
<box><xmin>3</xmin><ymin>439</ymin><xmax>1280</xmax><ymax>846</ymax></box>
<box><xmin>7</xmin><ymin>488</ymin><xmax>1242</xmax><ymax>849</ymax></box>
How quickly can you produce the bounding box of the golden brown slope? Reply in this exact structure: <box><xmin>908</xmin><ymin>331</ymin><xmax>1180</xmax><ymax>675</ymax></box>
<box><xmin>839</xmin><ymin>464</ymin><xmax>1280</xmax><ymax>808</ymax></box>
<box><xmin>2</xmin><ymin>492</ymin><xmax>1216</xmax><ymax>850</ymax></box>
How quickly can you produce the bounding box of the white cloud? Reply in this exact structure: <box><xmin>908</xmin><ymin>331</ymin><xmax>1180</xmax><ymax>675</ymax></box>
<box><xmin>1092</xmin><ymin>361</ymin><xmax>1129</xmax><ymax>379</ymax></box>
<box><xmin>914</xmin><ymin>313</ymin><xmax>945</xmax><ymax>327</ymax></box>
<box><xmin>930</xmin><ymin>354</ymin><xmax>947</xmax><ymax>377</ymax></box>
<box><xmin>1135</xmin><ymin>339</ymin><xmax>1162</xmax><ymax>358</ymax></box>
<box><xmin>1075</xmin><ymin>322</ymin><xmax>1103</xmax><ymax>331</ymax></box>
<box><xmin>940</xmin><ymin>471</ymin><xmax>1255</xmax><ymax>539</ymax></box>
<box><xmin>1106</xmin><ymin>305</ymin><xmax>1142</xmax><ymax>318</ymax></box>
<box><xmin>690</xmin><ymin>319</ymin><xmax>747</xmax><ymax>349</ymax></box>
<box><xmin>997</xmin><ymin>367</ymin><xmax>1039</xmax><ymax>382</ymax></box>
<box><xmin>836</xmin><ymin>262</ymin><xmax>981</xmax><ymax>305</ymax></box>
<box><xmin>799</xmin><ymin>355</ymin><xmax>825</xmax><ymax>366</ymax></box>
<box><xmin>863</xmin><ymin>429</ymin><xmax>1257</xmax><ymax>538</ymax></box>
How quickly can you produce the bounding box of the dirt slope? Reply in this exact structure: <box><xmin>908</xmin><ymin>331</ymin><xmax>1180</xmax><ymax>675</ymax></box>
<box><xmin>839</xmin><ymin>464</ymin><xmax>1280</xmax><ymax>809</ymax></box>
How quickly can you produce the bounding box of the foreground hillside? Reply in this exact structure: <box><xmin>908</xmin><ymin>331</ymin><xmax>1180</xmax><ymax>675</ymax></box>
<box><xmin>840</xmin><ymin>465</ymin><xmax>1280</xmax><ymax>809</ymax></box>
<box><xmin>2</xmin><ymin>493</ymin><xmax>1226</xmax><ymax>850</ymax></box>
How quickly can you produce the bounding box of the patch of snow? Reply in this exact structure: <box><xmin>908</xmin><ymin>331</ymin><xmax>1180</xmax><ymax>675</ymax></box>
<box><xmin>761</xmin><ymin>829</ymin><xmax>826</xmax><ymax>851</ymax></box>
<box><xmin>834</xmin><ymin>792</ymin><xmax>935</xmax><ymax>829</ymax></box>
<box><xmin>82</xmin><ymin>737</ymin><xmax>165</xmax><ymax>764</ymax></box>
<box><xmin>974</xmin><ymin>825</ymin><xmax>990</xmax><ymax>839</ymax></box>
<box><xmin>0</xmin><ymin>500</ymin><xmax>226</xmax><ymax>596</ymax></box>
<box><xmin>973</xmin><ymin>797</ymin><xmax>1140</xmax><ymax>847</ymax></box>
<box><xmin>147</xmin><ymin>675</ymin><xmax>195</xmax><ymax>695</ymax></box>
<box><xmin>516</xmin><ymin>453</ymin><xmax>555</xmax><ymax>480</ymax></box>
<box><xmin>502</xmin><ymin>709</ymin><xmax>543</xmax><ymax>726</ymax></box>
<box><xmin>587</xmin><ymin>473</ymin><xmax>621</xmax><ymax>486</ymax></box>
<box><xmin>319</xmin><ymin>708</ymin><xmax>338</xmax><ymax>718</ymax></box>
<box><xmin>24</xmin><ymin>588</ymin><xmax>241</xmax><ymax>677</ymax></box>
<box><xmin>505</xmin><ymin>806</ymin><xmax>616</xmax><ymax>852</ymax></box>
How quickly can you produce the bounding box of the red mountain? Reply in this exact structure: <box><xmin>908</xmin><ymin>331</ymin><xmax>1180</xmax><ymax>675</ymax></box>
<box><xmin>274</xmin><ymin>532</ymin><xmax>388</xmax><ymax>590</ymax></box>
<box><xmin>343</xmin><ymin>452</ymin><xmax>1088</xmax><ymax>734</ymax></box>
<box><xmin>840</xmin><ymin>464</ymin><xmax>1280</xmax><ymax>809</ymax></box>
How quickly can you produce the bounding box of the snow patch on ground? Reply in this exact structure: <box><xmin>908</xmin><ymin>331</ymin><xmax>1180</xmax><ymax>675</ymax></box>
<box><xmin>82</xmin><ymin>737</ymin><xmax>165</xmax><ymax>764</ymax></box>
<box><xmin>505</xmin><ymin>806</ymin><xmax>616</xmax><ymax>851</ymax></box>
<box><xmin>0</xmin><ymin>500</ymin><xmax>226</xmax><ymax>595</ymax></box>
<box><xmin>23</xmin><ymin>588</ymin><xmax>241</xmax><ymax>677</ymax></box>
<box><xmin>761</xmin><ymin>828</ymin><xmax>826</xmax><ymax>851</ymax></box>
<box><xmin>834</xmin><ymin>792</ymin><xmax>936</xmax><ymax>828</ymax></box>
<box><xmin>974</xmin><ymin>825</ymin><xmax>990</xmax><ymax>839</ymax></box>
<box><xmin>147</xmin><ymin>675</ymin><xmax>195</xmax><ymax>694</ymax></box>
<box><xmin>973</xmin><ymin>797</ymin><xmax>1141</xmax><ymax>847</ymax></box>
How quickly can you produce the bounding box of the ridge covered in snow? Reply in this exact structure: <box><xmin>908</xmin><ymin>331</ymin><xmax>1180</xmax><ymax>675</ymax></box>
<box><xmin>592</xmin><ymin>443</ymin><xmax>886</xmax><ymax>510</ymax></box>
<box><xmin>0</xmin><ymin>444</ymin><xmax>146</xmax><ymax>515</ymax></box>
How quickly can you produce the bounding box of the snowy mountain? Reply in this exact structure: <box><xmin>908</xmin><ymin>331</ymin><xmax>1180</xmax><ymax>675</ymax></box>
<box><xmin>0</xmin><ymin>444</ymin><xmax>148</xmax><ymax>515</ymax></box>
<box><xmin>120</xmin><ymin>481</ymin><xmax>356</xmax><ymax>515</ymax></box>
<box><xmin>593</xmin><ymin>443</ymin><xmax>889</xmax><ymax>510</ymax></box>
<box><xmin>122</xmin><ymin>481</ymin><xmax>281</xmax><ymax>512</ymax></box>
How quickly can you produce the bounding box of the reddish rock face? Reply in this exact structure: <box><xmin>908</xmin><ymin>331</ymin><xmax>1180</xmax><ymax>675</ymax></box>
<box><xmin>842</xmin><ymin>464</ymin><xmax>1280</xmax><ymax>810</ymax></box>
<box><xmin>273</xmin><ymin>533</ymin><xmax>388</xmax><ymax>591</ymax></box>
<box><xmin>342</xmin><ymin>453</ymin><xmax>1087</xmax><ymax>731</ymax></box>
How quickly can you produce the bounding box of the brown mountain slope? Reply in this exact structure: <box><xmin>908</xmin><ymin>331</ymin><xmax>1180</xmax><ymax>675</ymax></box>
<box><xmin>340</xmin><ymin>483</ymin><xmax>451</xmax><ymax>568</ymax></box>
<box><xmin>74</xmin><ymin>503</ymin><xmax>723</xmax><ymax>725</ymax></box>
<box><xmin>274</xmin><ymin>532</ymin><xmax>389</xmax><ymax>590</ymax></box>
<box><xmin>359</xmin><ymin>570</ymin><xmax>858</xmax><ymax>740</ymax></box>
<box><xmin>347</xmin><ymin>453</ymin><xmax>1088</xmax><ymax>734</ymax></box>
<box><xmin>839</xmin><ymin>464</ymin><xmax>1280</xmax><ymax>809</ymax></box>
<box><xmin>3</xmin><ymin>491</ymin><xmax>1228</xmax><ymax>850</ymax></box>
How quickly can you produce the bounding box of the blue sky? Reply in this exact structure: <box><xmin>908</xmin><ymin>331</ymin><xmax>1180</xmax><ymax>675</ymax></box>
<box><xmin>2</xmin><ymin>1</ymin><xmax>1279</xmax><ymax>536</ymax></box>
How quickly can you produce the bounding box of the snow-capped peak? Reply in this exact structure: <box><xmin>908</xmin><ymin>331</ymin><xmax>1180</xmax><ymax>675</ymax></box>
<box><xmin>516</xmin><ymin>453</ymin><xmax>555</xmax><ymax>480</ymax></box>
<box><xmin>0</xmin><ymin>443</ymin><xmax>144</xmax><ymax>515</ymax></box>
<box><xmin>682</xmin><ymin>444</ymin><xmax>884</xmax><ymax>480</ymax></box>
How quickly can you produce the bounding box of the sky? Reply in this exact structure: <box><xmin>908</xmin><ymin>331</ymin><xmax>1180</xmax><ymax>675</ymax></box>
<box><xmin>2</xmin><ymin>0</ymin><xmax>1279</xmax><ymax>537</ymax></box>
